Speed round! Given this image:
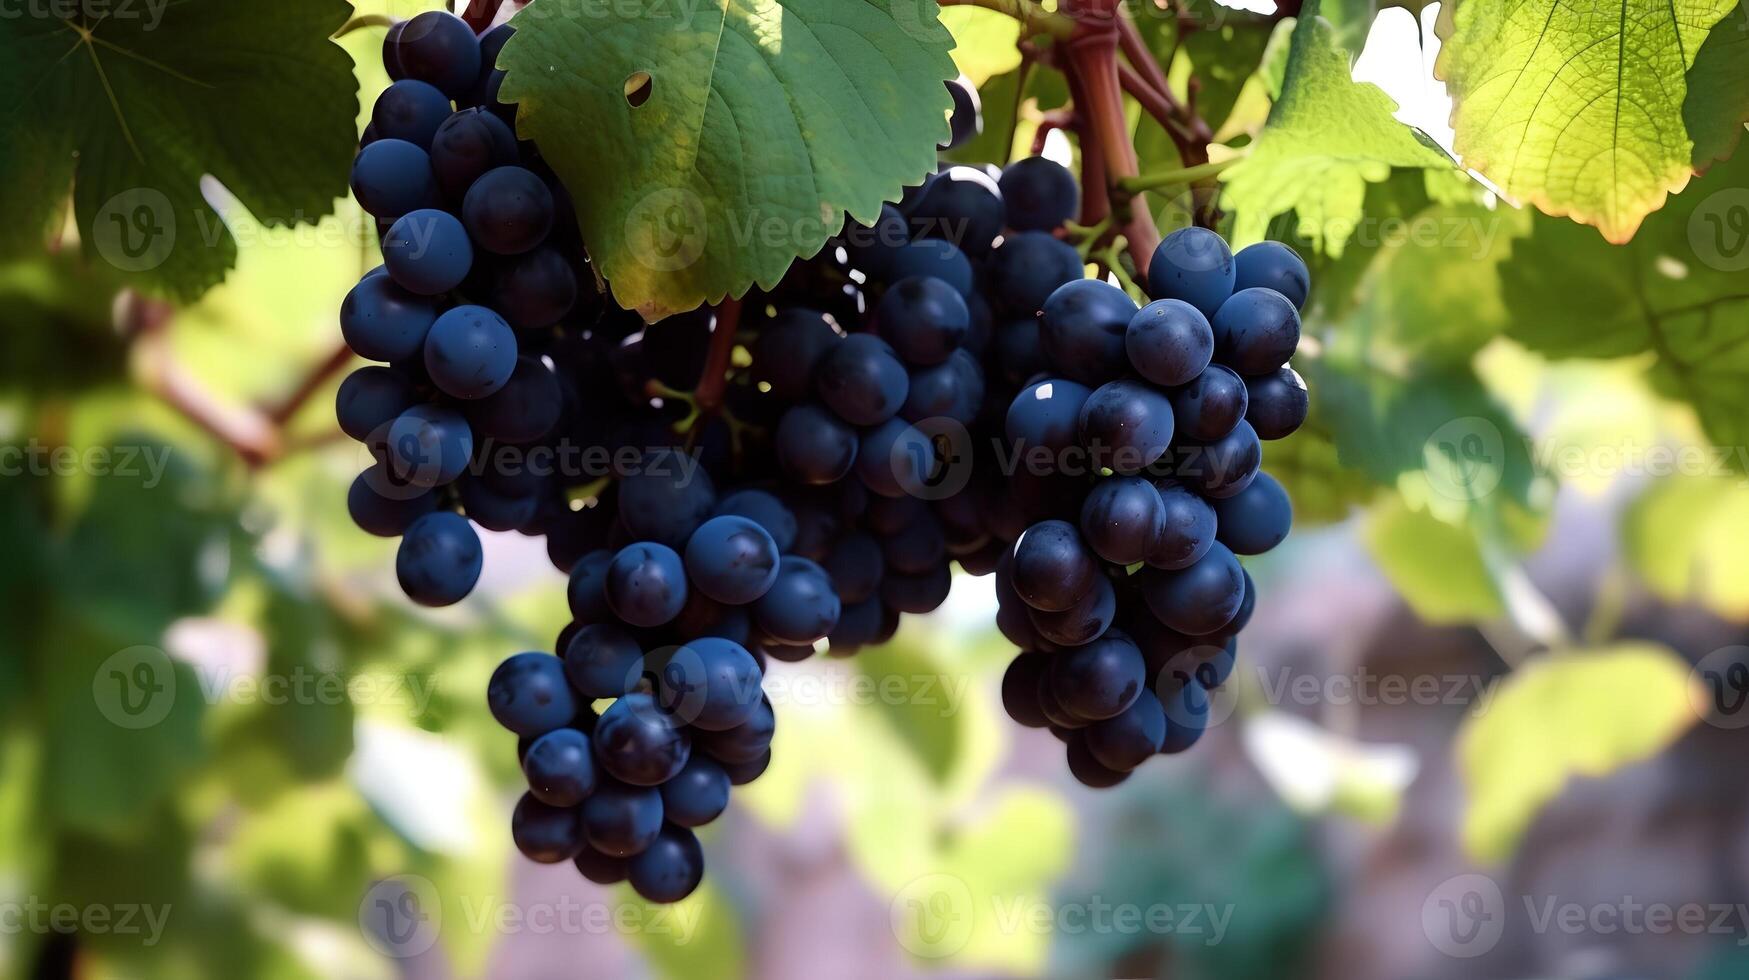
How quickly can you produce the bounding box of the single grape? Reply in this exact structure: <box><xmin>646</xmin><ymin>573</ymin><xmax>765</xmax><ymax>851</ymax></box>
<box><xmin>465</xmin><ymin>355</ymin><xmax>562</xmax><ymax>443</ymax></box>
<box><xmin>1001</xmin><ymin>651</ymin><xmax>1053</xmax><ymax>728</ymax></box>
<box><xmin>512</xmin><ymin>792</ymin><xmax>583</xmax><ymax>863</ymax></box>
<box><xmin>660</xmin><ymin>754</ymin><xmax>731</xmax><ymax>828</ymax></box>
<box><xmin>566</xmin><ymin>550</ymin><xmax>615</xmax><ymax>624</ymax></box>
<box><xmin>714</xmin><ymin>489</ymin><xmax>798</xmax><ymax>553</ymax></box>
<box><xmin>752</xmin><ymin>557</ymin><xmax>841</xmax><ymax>645</ymax></box>
<box><xmin>592</xmin><ymin>692</ymin><xmax>691</xmax><ymax>786</ymax></box>
<box><xmin>340</xmin><ymin>274</ymin><xmax>439</xmax><ymax>362</ymax></box>
<box><xmin>693</xmin><ymin>695</ymin><xmax>775</xmax><ymax>765</ymax></box>
<box><xmin>1169</xmin><ymin>364</ymin><xmax>1248</xmax><ymax>442</ymax></box>
<box><xmin>826</xmin><ymin>595</ymin><xmax>887</xmax><ymax>652</ymax></box>
<box><xmin>605</xmin><ymin>543</ymin><xmax>688</xmax><ymax>628</ymax></box>
<box><xmin>347</xmin><ymin>467</ymin><xmax>438</xmax><ymax>537</ymax></box>
<box><xmin>1211</xmin><ymin>288</ymin><xmax>1301</xmax><ymax>375</ymax></box>
<box><xmin>999</xmin><ymin>156</ymin><xmax>1079</xmax><ymax>232</ymax></box>
<box><xmin>875</xmin><ymin>276</ymin><xmax>970</xmax><ymax>367</ymax></box>
<box><xmin>336</xmin><ymin>365</ymin><xmax>416</xmax><ymax>445</ymax></box>
<box><xmin>488</xmin><ymin>651</ymin><xmax>577</xmax><ymax>736</ymax></box>
<box><xmin>350</xmin><ymin>138</ymin><xmax>438</xmax><ymax>219</ymax></box>
<box><xmin>1048</xmin><ymin>631</ymin><xmax>1145</xmax><ymax>720</ymax></box>
<box><xmin>429</xmin><ymin>106</ymin><xmax>518</xmax><ymax>201</ymax></box>
<box><xmin>562</xmin><ymin>622</ymin><xmax>645</xmax><ymax>699</ymax></box>
<box><xmin>1147</xmin><ymin>481</ymin><xmax>1218</xmax><ymax>570</ymax></box>
<box><xmin>396</xmin><ymin>511</ymin><xmax>481</xmax><ymax>606</ymax></box>
<box><xmin>1233</xmin><ymin>240</ymin><xmax>1310</xmax><ymax>309</ymax></box>
<box><xmin>992</xmin><ymin>318</ymin><xmax>1047</xmax><ymax>387</ymax></box>
<box><xmin>1040</xmin><ymin>279</ymin><xmax>1137</xmax><ymax>385</ymax></box>
<box><xmin>1244</xmin><ymin>366</ymin><xmax>1309</xmax><ymax>440</ymax></box>
<box><xmin>382</xmin><ymin>19</ymin><xmax>408</xmax><ymax>80</ymax></box>
<box><xmin>882</xmin><ymin>510</ymin><xmax>946</xmax><ymax>575</ymax></box>
<box><xmin>1126</xmin><ymin>298</ymin><xmax>1213</xmax><ymax>387</ymax></box>
<box><xmin>580</xmin><ymin>778</ymin><xmax>665</xmax><ymax>857</ymax></box>
<box><xmin>618</xmin><ymin>448</ymin><xmax>716</xmax><ymax>547</ymax></box>
<box><xmin>751</xmin><ymin>307</ymin><xmax>841</xmax><ymax>402</ymax></box>
<box><xmin>383</xmin><ymin>208</ymin><xmax>474</xmax><ymax>295</ymax></box>
<box><xmin>1006</xmin><ymin>378</ymin><xmax>1093</xmax><ymax>453</ymax></box>
<box><xmin>855</xmin><ymin>417</ymin><xmax>935</xmax><ymax>499</ymax></box>
<box><xmin>684</xmin><ymin>516</ymin><xmax>780</xmax><ymax>605</ymax></box>
<box><xmin>458</xmin><ymin>473</ymin><xmax>538</xmax><ymax>532</ymax></box>
<box><xmin>1142</xmin><ymin>542</ymin><xmax>1245</xmax><ymax>635</ymax></box>
<box><xmin>887</xmin><ymin>239</ymin><xmax>974</xmax><ymax>296</ymax></box>
<box><xmin>815</xmin><ymin>333</ymin><xmax>910</xmax><ymax>426</ymax></box>
<box><xmin>573</xmin><ymin>846</ymin><xmax>629</xmax><ymax>885</ymax></box>
<box><xmin>1177</xmin><ymin>419</ymin><xmax>1261</xmax><ymax>499</ymax></box>
<box><xmin>908</xmin><ymin>166</ymin><xmax>1004</xmax><ymax>258</ymax></box>
<box><xmin>721</xmin><ymin>751</ymin><xmax>772</xmax><ymax>785</ymax></box>
<box><xmin>1065</xmin><ymin>733</ymin><xmax>1130</xmax><ymax>788</ymax></box>
<box><xmin>942</xmin><ymin>76</ymin><xmax>981</xmax><ymax>149</ymax></box>
<box><xmin>493</xmin><ymin>248</ymin><xmax>579</xmax><ymax>331</ymax></box>
<box><xmin>1028</xmin><ymin>574</ymin><xmax>1117</xmax><ymax>647</ymax></box>
<box><xmin>628</xmin><ymin>825</ymin><xmax>706</xmax><ymax>903</ymax></box>
<box><xmin>371</xmin><ymin>79</ymin><xmax>453</xmax><ymax>149</ymax></box>
<box><xmin>1083</xmin><ymin>689</ymin><xmax>1167</xmax><ymax>770</ymax></box>
<box><xmin>1213</xmin><ymin>471</ymin><xmax>1293</xmax><ymax>555</ymax></box>
<box><xmin>881</xmin><ymin>562</ymin><xmax>953</xmax><ymax>614</ymax></box>
<box><xmin>464</xmin><ymin>23</ymin><xmax>516</xmax><ymax>117</ymax></box>
<box><xmin>986</xmin><ymin>231</ymin><xmax>1086</xmax><ymax>318</ymax></box>
<box><xmin>463</xmin><ymin>166</ymin><xmax>555</xmax><ymax>255</ymax></box>
<box><xmin>775</xmin><ymin>403</ymin><xmax>859</xmax><ymax>485</ymax></box>
<box><xmin>1158</xmin><ymin>680</ymin><xmax>1210</xmax><ymax>754</ymax></box>
<box><xmin>423</xmin><ymin>304</ymin><xmax>517</xmax><ymax>400</ymax></box>
<box><xmin>822</xmin><ymin>531</ymin><xmax>884</xmax><ymax>605</ymax></box>
<box><xmin>1078</xmin><ymin>380</ymin><xmax>1175</xmax><ymax>474</ymax></box>
<box><xmin>523</xmin><ymin>728</ymin><xmax>597</xmax><ymax>806</ymax></box>
<box><xmin>1079</xmin><ymin>476</ymin><xmax>1167</xmax><ymax>566</ymax></box>
<box><xmin>658</xmin><ymin>636</ymin><xmax>763</xmax><ymax>731</ymax></box>
<box><xmin>1010</xmin><ymin>520</ymin><xmax>1099</xmax><ymax>612</ymax></box>
<box><xmin>386</xmin><ymin>403</ymin><xmax>472</xmax><ymax>487</ymax></box>
<box><xmin>389</xmin><ymin>10</ymin><xmax>481</xmax><ymax>98</ymax></box>
<box><xmin>1146</xmin><ymin>227</ymin><xmax>1235</xmax><ymax>318</ymax></box>
<box><xmin>901</xmin><ymin>348</ymin><xmax>984</xmax><ymax>425</ymax></box>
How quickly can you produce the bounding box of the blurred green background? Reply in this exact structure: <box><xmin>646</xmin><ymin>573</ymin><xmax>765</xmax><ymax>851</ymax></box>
<box><xmin>4</xmin><ymin>2</ymin><xmax>1749</xmax><ymax>979</ymax></box>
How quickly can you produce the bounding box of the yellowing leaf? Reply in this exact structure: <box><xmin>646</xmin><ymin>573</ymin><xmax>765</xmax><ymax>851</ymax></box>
<box><xmin>1364</xmin><ymin>497</ymin><xmax>1505</xmax><ymax>623</ymax></box>
<box><xmin>1623</xmin><ymin>475</ymin><xmax>1749</xmax><ymax>620</ymax></box>
<box><xmin>1458</xmin><ymin>644</ymin><xmax>1700</xmax><ymax>861</ymax></box>
<box><xmin>939</xmin><ymin>6</ymin><xmax>1021</xmax><ymax>87</ymax></box>
<box><xmin>1434</xmin><ymin>0</ymin><xmax>1737</xmax><ymax>242</ymax></box>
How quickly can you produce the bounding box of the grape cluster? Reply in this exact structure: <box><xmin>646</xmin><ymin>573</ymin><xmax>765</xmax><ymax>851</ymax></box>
<box><xmin>335</xmin><ymin>11</ymin><xmax>1308</xmax><ymax>903</ymax></box>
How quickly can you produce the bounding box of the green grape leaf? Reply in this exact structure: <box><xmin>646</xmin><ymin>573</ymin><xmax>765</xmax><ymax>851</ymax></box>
<box><xmin>854</xmin><ymin>639</ymin><xmax>963</xmax><ymax>785</ymax></box>
<box><xmin>1364</xmin><ymin>496</ymin><xmax>1505</xmax><ymax>623</ymax></box>
<box><xmin>1684</xmin><ymin>4</ymin><xmax>1749</xmax><ymax>168</ymax></box>
<box><xmin>500</xmin><ymin>0</ymin><xmax>957</xmax><ymax>319</ymax></box>
<box><xmin>1268</xmin><ymin>425</ymin><xmax>1379</xmax><ymax>525</ymax></box>
<box><xmin>1220</xmin><ymin>4</ymin><xmax>1456</xmax><ymax>256</ymax></box>
<box><xmin>1623</xmin><ymin>475</ymin><xmax>1749</xmax><ymax>620</ymax></box>
<box><xmin>1434</xmin><ymin>0</ymin><xmax>1736</xmax><ymax>243</ymax></box>
<box><xmin>1457</xmin><ymin>643</ymin><xmax>1700</xmax><ymax>861</ymax></box>
<box><xmin>0</xmin><ymin>0</ymin><xmax>359</xmax><ymax>301</ymax></box>
<box><xmin>1499</xmin><ymin>150</ymin><xmax>1749</xmax><ymax>462</ymax></box>
<box><xmin>1178</xmin><ymin>12</ymin><xmax>1275</xmax><ymax>133</ymax></box>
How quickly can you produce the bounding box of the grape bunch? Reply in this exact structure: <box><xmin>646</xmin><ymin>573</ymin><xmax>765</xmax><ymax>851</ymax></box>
<box><xmin>334</xmin><ymin>10</ymin><xmax>1308</xmax><ymax>904</ymax></box>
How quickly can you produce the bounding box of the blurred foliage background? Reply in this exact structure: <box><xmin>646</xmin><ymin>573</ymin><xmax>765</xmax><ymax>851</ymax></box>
<box><xmin>2</xmin><ymin>1</ymin><xmax>1749</xmax><ymax>979</ymax></box>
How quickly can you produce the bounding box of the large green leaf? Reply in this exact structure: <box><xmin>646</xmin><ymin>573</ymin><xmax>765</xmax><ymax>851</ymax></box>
<box><xmin>0</xmin><ymin>0</ymin><xmax>359</xmax><ymax>300</ymax></box>
<box><xmin>1220</xmin><ymin>4</ymin><xmax>1456</xmax><ymax>255</ymax></box>
<box><xmin>1177</xmin><ymin>13</ymin><xmax>1275</xmax><ymax>133</ymax></box>
<box><xmin>500</xmin><ymin>0</ymin><xmax>956</xmax><ymax>318</ymax></box>
<box><xmin>1457</xmin><ymin>644</ymin><xmax>1699</xmax><ymax>861</ymax></box>
<box><xmin>1364</xmin><ymin>496</ymin><xmax>1505</xmax><ymax>623</ymax></box>
<box><xmin>939</xmin><ymin>5</ymin><xmax>1021</xmax><ymax>86</ymax></box>
<box><xmin>1622</xmin><ymin>475</ymin><xmax>1749</xmax><ymax>620</ymax></box>
<box><xmin>1434</xmin><ymin>0</ymin><xmax>1736</xmax><ymax>242</ymax></box>
<box><xmin>1499</xmin><ymin>150</ymin><xmax>1749</xmax><ymax>460</ymax></box>
<box><xmin>1683</xmin><ymin>3</ymin><xmax>1749</xmax><ymax>168</ymax></box>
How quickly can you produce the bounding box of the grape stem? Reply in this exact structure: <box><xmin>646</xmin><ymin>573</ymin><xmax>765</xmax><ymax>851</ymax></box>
<box><xmin>125</xmin><ymin>293</ymin><xmax>284</xmax><ymax>468</ymax></box>
<box><xmin>692</xmin><ymin>296</ymin><xmax>741</xmax><ymax>418</ymax></box>
<box><xmin>461</xmin><ymin>0</ymin><xmax>510</xmax><ymax>33</ymax></box>
<box><xmin>1117</xmin><ymin>155</ymin><xmax>1244</xmax><ymax>195</ymax></box>
<box><xmin>333</xmin><ymin>14</ymin><xmax>396</xmax><ymax>38</ymax></box>
<box><xmin>1061</xmin><ymin>3</ymin><xmax>1160</xmax><ymax>272</ymax></box>
<box><xmin>938</xmin><ymin>0</ymin><xmax>1075</xmax><ymax>40</ymax></box>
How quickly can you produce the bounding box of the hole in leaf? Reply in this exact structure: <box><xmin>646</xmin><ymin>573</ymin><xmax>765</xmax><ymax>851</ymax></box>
<box><xmin>624</xmin><ymin>71</ymin><xmax>653</xmax><ymax>108</ymax></box>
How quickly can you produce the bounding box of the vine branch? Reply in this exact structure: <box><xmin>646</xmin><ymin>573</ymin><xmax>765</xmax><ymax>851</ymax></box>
<box><xmin>694</xmin><ymin>297</ymin><xmax>742</xmax><ymax>417</ymax></box>
<box><xmin>939</xmin><ymin>0</ymin><xmax>1076</xmax><ymax>40</ymax></box>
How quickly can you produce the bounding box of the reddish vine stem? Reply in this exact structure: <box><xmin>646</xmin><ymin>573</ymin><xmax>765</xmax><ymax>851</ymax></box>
<box><xmin>267</xmin><ymin>342</ymin><xmax>356</xmax><ymax>426</ymax></box>
<box><xmin>125</xmin><ymin>293</ymin><xmax>283</xmax><ymax>468</ymax></box>
<box><xmin>1062</xmin><ymin>64</ymin><xmax>1111</xmax><ymax>228</ymax></box>
<box><xmin>1061</xmin><ymin>4</ymin><xmax>1160</xmax><ymax>274</ymax></box>
<box><xmin>461</xmin><ymin>0</ymin><xmax>508</xmax><ymax>32</ymax></box>
<box><xmin>693</xmin><ymin>297</ymin><xmax>742</xmax><ymax>417</ymax></box>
